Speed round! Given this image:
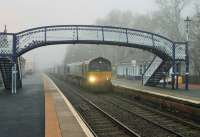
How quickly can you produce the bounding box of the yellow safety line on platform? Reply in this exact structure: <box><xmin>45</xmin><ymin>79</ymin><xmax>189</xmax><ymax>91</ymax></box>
<box><xmin>44</xmin><ymin>74</ymin><xmax>95</xmax><ymax>137</ymax></box>
<box><xmin>43</xmin><ymin>78</ymin><xmax>62</xmax><ymax>137</ymax></box>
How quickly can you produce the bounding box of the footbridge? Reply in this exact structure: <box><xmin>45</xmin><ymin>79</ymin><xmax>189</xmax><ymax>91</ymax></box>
<box><xmin>0</xmin><ymin>25</ymin><xmax>189</xmax><ymax>94</ymax></box>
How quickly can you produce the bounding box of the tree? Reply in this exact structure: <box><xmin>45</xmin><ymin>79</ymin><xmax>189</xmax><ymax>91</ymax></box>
<box><xmin>154</xmin><ymin>0</ymin><xmax>191</xmax><ymax>41</ymax></box>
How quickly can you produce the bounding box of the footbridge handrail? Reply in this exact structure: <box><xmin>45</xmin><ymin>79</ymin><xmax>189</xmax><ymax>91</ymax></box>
<box><xmin>0</xmin><ymin>25</ymin><xmax>186</xmax><ymax>61</ymax></box>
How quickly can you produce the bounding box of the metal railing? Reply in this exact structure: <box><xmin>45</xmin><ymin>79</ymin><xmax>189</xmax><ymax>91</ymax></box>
<box><xmin>13</xmin><ymin>25</ymin><xmax>183</xmax><ymax>60</ymax></box>
<box><xmin>0</xmin><ymin>25</ymin><xmax>186</xmax><ymax>60</ymax></box>
<box><xmin>142</xmin><ymin>56</ymin><xmax>163</xmax><ymax>85</ymax></box>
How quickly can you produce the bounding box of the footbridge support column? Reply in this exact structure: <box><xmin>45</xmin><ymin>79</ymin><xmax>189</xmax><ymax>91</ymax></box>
<box><xmin>12</xmin><ymin>64</ymin><xmax>17</xmax><ymax>94</ymax></box>
<box><xmin>171</xmin><ymin>43</ymin><xmax>176</xmax><ymax>90</ymax></box>
<box><xmin>12</xmin><ymin>34</ymin><xmax>17</xmax><ymax>94</ymax></box>
<box><xmin>185</xmin><ymin>41</ymin><xmax>189</xmax><ymax>90</ymax></box>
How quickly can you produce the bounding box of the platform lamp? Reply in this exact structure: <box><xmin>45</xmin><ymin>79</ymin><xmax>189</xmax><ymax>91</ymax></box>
<box><xmin>184</xmin><ymin>16</ymin><xmax>192</xmax><ymax>90</ymax></box>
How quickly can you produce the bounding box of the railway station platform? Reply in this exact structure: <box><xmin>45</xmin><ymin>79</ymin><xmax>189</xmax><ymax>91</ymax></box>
<box><xmin>0</xmin><ymin>73</ymin><xmax>94</xmax><ymax>137</ymax></box>
<box><xmin>43</xmin><ymin>74</ymin><xmax>94</xmax><ymax>137</ymax></box>
<box><xmin>112</xmin><ymin>78</ymin><xmax>200</xmax><ymax>104</ymax></box>
<box><xmin>0</xmin><ymin>73</ymin><xmax>44</xmax><ymax>137</ymax></box>
<box><xmin>112</xmin><ymin>78</ymin><xmax>200</xmax><ymax>121</ymax></box>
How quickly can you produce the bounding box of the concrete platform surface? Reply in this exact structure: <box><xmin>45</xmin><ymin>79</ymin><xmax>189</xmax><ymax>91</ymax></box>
<box><xmin>0</xmin><ymin>73</ymin><xmax>44</xmax><ymax>137</ymax></box>
<box><xmin>44</xmin><ymin>75</ymin><xmax>94</xmax><ymax>137</ymax></box>
<box><xmin>112</xmin><ymin>78</ymin><xmax>200</xmax><ymax>104</ymax></box>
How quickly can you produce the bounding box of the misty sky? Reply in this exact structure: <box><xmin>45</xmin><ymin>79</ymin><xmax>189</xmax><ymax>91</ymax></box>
<box><xmin>0</xmin><ymin>0</ymin><xmax>197</xmax><ymax>69</ymax></box>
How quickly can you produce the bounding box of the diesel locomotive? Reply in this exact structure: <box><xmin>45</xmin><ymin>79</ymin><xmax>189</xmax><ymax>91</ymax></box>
<box><xmin>65</xmin><ymin>57</ymin><xmax>112</xmax><ymax>90</ymax></box>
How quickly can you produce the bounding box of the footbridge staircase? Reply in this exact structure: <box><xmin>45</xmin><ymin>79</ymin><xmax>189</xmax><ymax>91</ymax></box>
<box><xmin>0</xmin><ymin>58</ymin><xmax>22</xmax><ymax>90</ymax></box>
<box><xmin>142</xmin><ymin>56</ymin><xmax>171</xmax><ymax>86</ymax></box>
<box><xmin>142</xmin><ymin>42</ymin><xmax>186</xmax><ymax>87</ymax></box>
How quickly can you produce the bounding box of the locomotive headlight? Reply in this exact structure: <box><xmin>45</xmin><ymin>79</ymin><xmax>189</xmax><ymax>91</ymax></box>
<box><xmin>89</xmin><ymin>76</ymin><xmax>96</xmax><ymax>83</ymax></box>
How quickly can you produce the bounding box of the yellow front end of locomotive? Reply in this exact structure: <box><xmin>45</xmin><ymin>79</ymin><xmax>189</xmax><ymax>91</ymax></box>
<box><xmin>86</xmin><ymin>71</ymin><xmax>112</xmax><ymax>85</ymax></box>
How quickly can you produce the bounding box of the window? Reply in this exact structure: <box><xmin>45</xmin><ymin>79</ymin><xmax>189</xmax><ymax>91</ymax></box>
<box><xmin>89</xmin><ymin>60</ymin><xmax>111</xmax><ymax>71</ymax></box>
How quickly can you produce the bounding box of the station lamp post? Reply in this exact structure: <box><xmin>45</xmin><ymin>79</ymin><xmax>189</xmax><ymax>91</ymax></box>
<box><xmin>184</xmin><ymin>16</ymin><xmax>192</xmax><ymax>90</ymax></box>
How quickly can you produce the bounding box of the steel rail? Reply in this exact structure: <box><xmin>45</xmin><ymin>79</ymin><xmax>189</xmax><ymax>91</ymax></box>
<box><xmin>103</xmin><ymin>96</ymin><xmax>185</xmax><ymax>137</ymax></box>
<box><xmin>64</xmin><ymin>83</ymin><xmax>141</xmax><ymax>137</ymax></box>
<box><xmin>113</xmin><ymin>95</ymin><xmax>200</xmax><ymax>131</ymax></box>
<box><xmin>67</xmin><ymin>84</ymin><xmax>185</xmax><ymax>137</ymax></box>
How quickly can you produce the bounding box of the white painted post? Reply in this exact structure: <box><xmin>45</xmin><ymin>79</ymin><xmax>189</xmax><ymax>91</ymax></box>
<box><xmin>12</xmin><ymin>63</ymin><xmax>17</xmax><ymax>94</ymax></box>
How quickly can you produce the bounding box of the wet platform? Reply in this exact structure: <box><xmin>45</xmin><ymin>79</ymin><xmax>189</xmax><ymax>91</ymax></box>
<box><xmin>43</xmin><ymin>74</ymin><xmax>94</xmax><ymax>137</ymax></box>
<box><xmin>112</xmin><ymin>78</ymin><xmax>200</xmax><ymax>104</ymax></box>
<box><xmin>0</xmin><ymin>73</ymin><xmax>94</xmax><ymax>137</ymax></box>
<box><xmin>0</xmin><ymin>73</ymin><xmax>44</xmax><ymax>137</ymax></box>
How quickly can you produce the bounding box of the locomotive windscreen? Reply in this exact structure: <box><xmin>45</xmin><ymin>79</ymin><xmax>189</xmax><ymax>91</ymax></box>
<box><xmin>89</xmin><ymin>58</ymin><xmax>111</xmax><ymax>71</ymax></box>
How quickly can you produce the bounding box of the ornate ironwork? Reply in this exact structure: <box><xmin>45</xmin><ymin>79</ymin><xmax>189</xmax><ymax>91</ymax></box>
<box><xmin>0</xmin><ymin>25</ymin><xmax>188</xmax><ymax>91</ymax></box>
<box><xmin>0</xmin><ymin>33</ymin><xmax>13</xmax><ymax>55</ymax></box>
<box><xmin>10</xmin><ymin>25</ymin><xmax>185</xmax><ymax>60</ymax></box>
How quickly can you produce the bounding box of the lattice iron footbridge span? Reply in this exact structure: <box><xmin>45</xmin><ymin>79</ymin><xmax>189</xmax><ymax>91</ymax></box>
<box><xmin>0</xmin><ymin>25</ymin><xmax>189</xmax><ymax>93</ymax></box>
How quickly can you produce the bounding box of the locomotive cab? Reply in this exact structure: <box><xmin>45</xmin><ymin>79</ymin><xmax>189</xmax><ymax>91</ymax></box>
<box><xmin>87</xmin><ymin>57</ymin><xmax>112</xmax><ymax>84</ymax></box>
<box><xmin>85</xmin><ymin>57</ymin><xmax>112</xmax><ymax>90</ymax></box>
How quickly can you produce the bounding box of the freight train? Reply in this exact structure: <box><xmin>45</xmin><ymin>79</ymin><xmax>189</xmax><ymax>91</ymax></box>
<box><xmin>55</xmin><ymin>57</ymin><xmax>112</xmax><ymax>91</ymax></box>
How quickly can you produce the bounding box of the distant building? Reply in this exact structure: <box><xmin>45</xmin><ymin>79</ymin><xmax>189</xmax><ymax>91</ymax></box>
<box><xmin>25</xmin><ymin>59</ymin><xmax>34</xmax><ymax>74</ymax></box>
<box><xmin>19</xmin><ymin>57</ymin><xmax>26</xmax><ymax>77</ymax></box>
<box><xmin>116</xmin><ymin>56</ymin><xmax>152</xmax><ymax>80</ymax></box>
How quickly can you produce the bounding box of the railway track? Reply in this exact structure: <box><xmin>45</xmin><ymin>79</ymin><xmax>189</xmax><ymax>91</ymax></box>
<box><xmin>81</xmin><ymin>92</ymin><xmax>200</xmax><ymax>137</ymax></box>
<box><xmin>75</xmin><ymin>90</ymin><xmax>141</xmax><ymax>137</ymax></box>
<box><xmin>59</xmin><ymin>80</ymin><xmax>140</xmax><ymax>137</ymax></box>
<box><xmin>96</xmin><ymin>95</ymin><xmax>199</xmax><ymax>137</ymax></box>
<box><xmin>108</xmin><ymin>95</ymin><xmax>200</xmax><ymax>136</ymax></box>
<box><xmin>51</xmin><ymin>75</ymin><xmax>200</xmax><ymax>137</ymax></box>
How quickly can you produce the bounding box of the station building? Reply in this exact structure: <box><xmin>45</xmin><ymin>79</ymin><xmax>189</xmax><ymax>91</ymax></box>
<box><xmin>116</xmin><ymin>58</ymin><xmax>151</xmax><ymax>80</ymax></box>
